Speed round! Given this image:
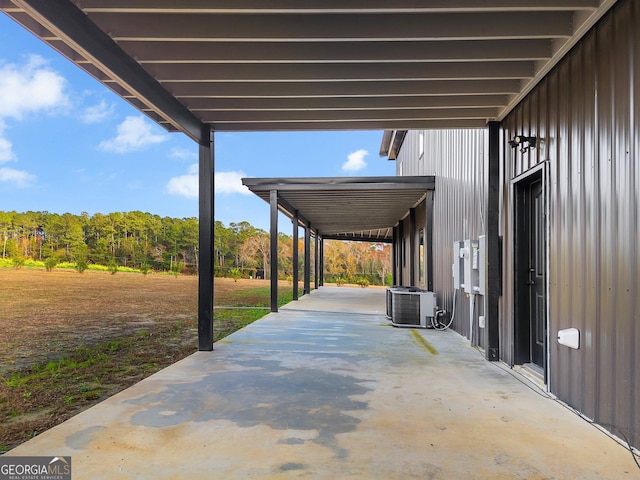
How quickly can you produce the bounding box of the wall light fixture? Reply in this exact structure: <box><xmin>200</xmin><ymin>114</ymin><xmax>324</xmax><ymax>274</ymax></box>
<box><xmin>508</xmin><ymin>135</ymin><xmax>537</xmax><ymax>153</ymax></box>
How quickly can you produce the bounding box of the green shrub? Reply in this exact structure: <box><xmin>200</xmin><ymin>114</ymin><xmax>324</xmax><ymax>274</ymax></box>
<box><xmin>170</xmin><ymin>264</ymin><xmax>181</xmax><ymax>277</ymax></box>
<box><xmin>74</xmin><ymin>257</ymin><xmax>88</xmax><ymax>273</ymax></box>
<box><xmin>107</xmin><ymin>259</ymin><xmax>118</xmax><ymax>275</ymax></box>
<box><xmin>229</xmin><ymin>268</ymin><xmax>242</xmax><ymax>282</ymax></box>
<box><xmin>356</xmin><ymin>277</ymin><xmax>370</xmax><ymax>288</ymax></box>
<box><xmin>44</xmin><ymin>256</ymin><xmax>58</xmax><ymax>272</ymax></box>
<box><xmin>11</xmin><ymin>256</ymin><xmax>25</xmax><ymax>269</ymax></box>
<box><xmin>140</xmin><ymin>263</ymin><xmax>151</xmax><ymax>275</ymax></box>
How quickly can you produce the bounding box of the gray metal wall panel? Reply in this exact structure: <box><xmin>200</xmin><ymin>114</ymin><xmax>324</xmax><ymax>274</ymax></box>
<box><xmin>581</xmin><ymin>30</ymin><xmax>600</xmax><ymax>422</ymax></box>
<box><xmin>502</xmin><ymin>0</ymin><xmax>639</xmax><ymax>446</ymax></box>
<box><xmin>395</xmin><ymin>129</ymin><xmax>487</xmax><ymax>344</ymax></box>
<box><xmin>397</xmin><ymin>133</ymin><xmax>422</xmax><ymax>176</ymax></box>
<box><xmin>596</xmin><ymin>12</ymin><xmax>615</xmax><ymax>430</ymax></box>
<box><xmin>610</xmin><ymin>4</ymin><xmax>635</xmax><ymax>440</ymax></box>
<box><xmin>392</xmin><ymin>0</ymin><xmax>638</xmax><ymax>446</ymax></box>
<box><xmin>633</xmin><ymin>0</ymin><xmax>640</xmax><ymax>448</ymax></box>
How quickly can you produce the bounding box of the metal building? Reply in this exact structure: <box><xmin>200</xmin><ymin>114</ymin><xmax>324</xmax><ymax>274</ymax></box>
<box><xmin>383</xmin><ymin>0</ymin><xmax>640</xmax><ymax>449</ymax></box>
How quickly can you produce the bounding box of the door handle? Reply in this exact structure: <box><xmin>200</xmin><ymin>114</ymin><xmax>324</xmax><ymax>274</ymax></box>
<box><xmin>525</xmin><ymin>267</ymin><xmax>535</xmax><ymax>286</ymax></box>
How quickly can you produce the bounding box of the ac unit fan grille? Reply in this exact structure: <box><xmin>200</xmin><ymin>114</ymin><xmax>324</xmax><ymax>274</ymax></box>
<box><xmin>392</xmin><ymin>293</ymin><xmax>421</xmax><ymax>326</ymax></box>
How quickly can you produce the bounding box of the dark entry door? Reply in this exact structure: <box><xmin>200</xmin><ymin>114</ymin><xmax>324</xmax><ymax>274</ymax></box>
<box><xmin>529</xmin><ymin>179</ymin><xmax>545</xmax><ymax>368</ymax></box>
<box><xmin>515</xmin><ymin>172</ymin><xmax>546</xmax><ymax>374</ymax></box>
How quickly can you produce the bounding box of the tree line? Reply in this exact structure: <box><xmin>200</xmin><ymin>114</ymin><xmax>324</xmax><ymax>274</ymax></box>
<box><xmin>0</xmin><ymin>211</ymin><xmax>391</xmax><ymax>284</ymax></box>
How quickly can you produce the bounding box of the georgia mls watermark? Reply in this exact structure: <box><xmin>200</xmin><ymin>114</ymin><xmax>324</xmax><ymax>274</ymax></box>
<box><xmin>0</xmin><ymin>457</ymin><xmax>71</xmax><ymax>480</ymax></box>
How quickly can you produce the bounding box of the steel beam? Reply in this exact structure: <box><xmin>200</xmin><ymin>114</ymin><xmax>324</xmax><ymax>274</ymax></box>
<box><xmin>97</xmin><ymin>12</ymin><xmax>573</xmax><ymax>41</ymax></box>
<box><xmin>12</xmin><ymin>0</ymin><xmax>205</xmax><ymax>141</ymax></box>
<box><xmin>319</xmin><ymin>236</ymin><xmax>324</xmax><ymax>287</ymax></box>
<box><xmin>200</xmin><ymin>107</ymin><xmax>501</xmax><ymax>124</ymax></box>
<box><xmin>275</xmin><ymin>196</ymin><xmax>309</xmax><ymax>226</ymax></box>
<box><xmin>145</xmin><ymin>62</ymin><xmax>534</xmax><ymax>83</ymax></box>
<box><xmin>305</xmin><ymin>223</ymin><xmax>311</xmax><ymax>294</ymax></box>
<box><xmin>78</xmin><ymin>1</ymin><xmax>600</xmax><ymax>13</ymax></box>
<box><xmin>314</xmin><ymin>231</ymin><xmax>319</xmax><ymax>290</ymax></box>
<box><xmin>186</xmin><ymin>95</ymin><xmax>510</xmax><ymax>112</ymax></box>
<box><xmin>206</xmin><ymin>119</ymin><xmax>490</xmax><ymax>132</ymax></box>
<box><xmin>270</xmin><ymin>189</ymin><xmax>279</xmax><ymax>312</ymax></box>
<box><xmin>398</xmin><ymin>220</ymin><xmax>404</xmax><ymax>286</ymax></box>
<box><xmin>198</xmin><ymin>126</ymin><xmax>214</xmax><ymax>351</ymax></box>
<box><xmin>486</xmin><ymin>121</ymin><xmax>501</xmax><ymax>361</ymax></box>
<box><xmin>243</xmin><ymin>176</ymin><xmax>435</xmax><ymax>193</ymax></box>
<box><xmin>168</xmin><ymin>79</ymin><xmax>521</xmax><ymax>98</ymax></box>
<box><xmin>425</xmin><ymin>190</ymin><xmax>434</xmax><ymax>292</ymax></box>
<box><xmin>292</xmin><ymin>211</ymin><xmax>299</xmax><ymax>300</ymax></box>
<box><xmin>124</xmin><ymin>39</ymin><xmax>552</xmax><ymax>64</ymax></box>
<box><xmin>322</xmin><ymin>234</ymin><xmax>392</xmax><ymax>243</ymax></box>
<box><xmin>409</xmin><ymin>208</ymin><xmax>416</xmax><ymax>286</ymax></box>
<box><xmin>392</xmin><ymin>226</ymin><xmax>397</xmax><ymax>286</ymax></box>
<box><xmin>202</xmin><ymin>107</ymin><xmax>499</xmax><ymax>124</ymax></box>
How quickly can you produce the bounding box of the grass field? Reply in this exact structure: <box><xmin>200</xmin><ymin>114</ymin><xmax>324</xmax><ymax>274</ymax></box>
<box><xmin>0</xmin><ymin>268</ymin><xmax>293</xmax><ymax>453</ymax></box>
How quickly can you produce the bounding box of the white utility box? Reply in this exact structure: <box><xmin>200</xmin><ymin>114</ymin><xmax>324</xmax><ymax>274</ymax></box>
<box><xmin>452</xmin><ymin>240</ymin><xmax>464</xmax><ymax>290</ymax></box>
<box><xmin>557</xmin><ymin>328</ymin><xmax>580</xmax><ymax>349</ymax></box>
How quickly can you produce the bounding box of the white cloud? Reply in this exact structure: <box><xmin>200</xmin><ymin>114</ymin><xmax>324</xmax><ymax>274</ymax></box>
<box><xmin>0</xmin><ymin>167</ymin><xmax>36</xmax><ymax>187</ymax></box>
<box><xmin>215</xmin><ymin>170</ymin><xmax>251</xmax><ymax>195</ymax></box>
<box><xmin>0</xmin><ymin>121</ymin><xmax>15</xmax><ymax>164</ymax></box>
<box><xmin>98</xmin><ymin>116</ymin><xmax>167</xmax><ymax>153</ymax></box>
<box><xmin>0</xmin><ymin>55</ymin><xmax>68</xmax><ymax>120</ymax></box>
<box><xmin>169</xmin><ymin>147</ymin><xmax>197</xmax><ymax>161</ymax></box>
<box><xmin>0</xmin><ymin>56</ymin><xmax>68</xmax><ymax>175</ymax></box>
<box><xmin>0</xmin><ymin>136</ymin><xmax>14</xmax><ymax>163</ymax></box>
<box><xmin>342</xmin><ymin>149</ymin><xmax>368</xmax><ymax>172</ymax></box>
<box><xmin>81</xmin><ymin>100</ymin><xmax>115</xmax><ymax>124</ymax></box>
<box><xmin>166</xmin><ymin>166</ymin><xmax>250</xmax><ymax>199</ymax></box>
<box><xmin>167</xmin><ymin>163</ymin><xmax>198</xmax><ymax>198</ymax></box>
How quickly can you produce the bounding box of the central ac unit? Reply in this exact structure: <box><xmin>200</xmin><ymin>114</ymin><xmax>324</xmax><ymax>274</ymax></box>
<box><xmin>386</xmin><ymin>286</ymin><xmax>412</xmax><ymax>318</ymax></box>
<box><xmin>390</xmin><ymin>289</ymin><xmax>437</xmax><ymax>328</ymax></box>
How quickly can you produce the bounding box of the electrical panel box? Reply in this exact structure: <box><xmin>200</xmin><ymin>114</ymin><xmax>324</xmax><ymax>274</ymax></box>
<box><xmin>452</xmin><ymin>240</ymin><xmax>464</xmax><ymax>290</ymax></box>
<box><xmin>463</xmin><ymin>235</ymin><xmax>487</xmax><ymax>295</ymax></box>
<box><xmin>463</xmin><ymin>239</ymin><xmax>478</xmax><ymax>294</ymax></box>
<box><xmin>454</xmin><ymin>238</ymin><xmax>486</xmax><ymax>295</ymax></box>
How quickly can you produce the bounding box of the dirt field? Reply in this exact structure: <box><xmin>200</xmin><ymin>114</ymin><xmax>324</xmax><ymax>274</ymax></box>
<box><xmin>1</xmin><ymin>269</ymin><xmax>192</xmax><ymax>374</ymax></box>
<box><xmin>0</xmin><ymin>269</ymin><xmax>289</xmax><ymax>452</ymax></box>
<box><xmin>0</xmin><ymin>269</ymin><xmax>283</xmax><ymax>375</ymax></box>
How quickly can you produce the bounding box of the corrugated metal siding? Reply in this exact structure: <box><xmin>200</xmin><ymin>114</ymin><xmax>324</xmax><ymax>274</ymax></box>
<box><xmin>395</xmin><ymin>129</ymin><xmax>487</xmax><ymax>344</ymax></box>
<box><xmin>396</xmin><ymin>132</ymin><xmax>422</xmax><ymax>176</ymax></box>
<box><xmin>502</xmin><ymin>0</ymin><xmax>640</xmax><ymax>446</ymax></box>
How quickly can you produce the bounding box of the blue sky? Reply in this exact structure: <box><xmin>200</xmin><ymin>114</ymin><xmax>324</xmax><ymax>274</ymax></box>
<box><xmin>0</xmin><ymin>14</ymin><xmax>395</xmax><ymax>231</ymax></box>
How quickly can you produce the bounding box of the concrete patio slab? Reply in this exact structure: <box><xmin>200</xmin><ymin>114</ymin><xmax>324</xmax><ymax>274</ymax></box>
<box><xmin>5</xmin><ymin>287</ymin><xmax>638</xmax><ymax>479</ymax></box>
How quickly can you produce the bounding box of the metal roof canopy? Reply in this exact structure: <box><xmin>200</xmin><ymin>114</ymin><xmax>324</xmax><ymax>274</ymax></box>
<box><xmin>0</xmin><ymin>0</ymin><xmax>618</xmax><ymax>139</ymax></box>
<box><xmin>243</xmin><ymin>176</ymin><xmax>435</xmax><ymax>242</ymax></box>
